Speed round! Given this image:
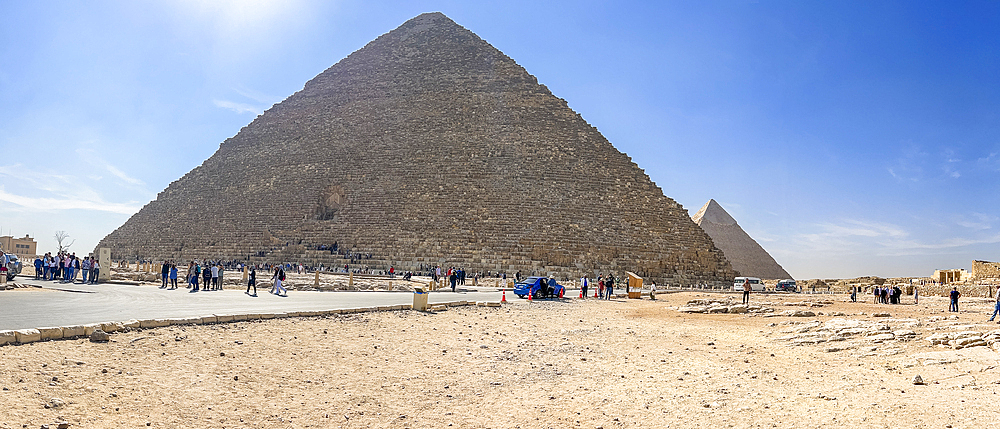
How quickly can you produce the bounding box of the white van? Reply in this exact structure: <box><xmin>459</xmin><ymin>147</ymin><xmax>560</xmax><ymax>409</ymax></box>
<box><xmin>733</xmin><ymin>277</ymin><xmax>765</xmax><ymax>292</ymax></box>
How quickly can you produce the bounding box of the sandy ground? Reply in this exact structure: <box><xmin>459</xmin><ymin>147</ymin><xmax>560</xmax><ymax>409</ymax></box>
<box><xmin>2</xmin><ymin>290</ymin><xmax>1000</xmax><ymax>428</ymax></box>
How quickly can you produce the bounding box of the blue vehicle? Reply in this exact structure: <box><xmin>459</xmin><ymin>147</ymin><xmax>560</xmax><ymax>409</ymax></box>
<box><xmin>513</xmin><ymin>276</ymin><xmax>565</xmax><ymax>299</ymax></box>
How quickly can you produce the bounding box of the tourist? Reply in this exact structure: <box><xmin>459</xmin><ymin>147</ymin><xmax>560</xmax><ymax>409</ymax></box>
<box><xmin>581</xmin><ymin>276</ymin><xmax>589</xmax><ymax>298</ymax></box>
<box><xmin>169</xmin><ymin>264</ymin><xmax>178</xmax><ymax>289</ymax></box>
<box><xmin>62</xmin><ymin>254</ymin><xmax>72</xmax><ymax>282</ymax></box>
<box><xmin>90</xmin><ymin>258</ymin><xmax>100</xmax><ymax>284</ymax></box>
<box><xmin>872</xmin><ymin>287</ymin><xmax>879</xmax><ymax>304</ymax></box>
<box><xmin>605</xmin><ymin>275</ymin><xmax>614</xmax><ymax>300</ymax></box>
<box><xmin>949</xmin><ymin>287</ymin><xmax>960</xmax><ymax>312</ymax></box>
<box><xmin>246</xmin><ymin>266</ymin><xmax>257</xmax><ymax>296</ymax></box>
<box><xmin>211</xmin><ymin>264</ymin><xmax>219</xmax><ymax>290</ymax></box>
<box><xmin>272</xmin><ymin>266</ymin><xmax>287</xmax><ymax>296</ymax></box>
<box><xmin>81</xmin><ymin>257</ymin><xmax>90</xmax><ymax>283</ymax></box>
<box><xmin>449</xmin><ymin>270</ymin><xmax>458</xmax><ymax>292</ymax></box>
<box><xmin>191</xmin><ymin>262</ymin><xmax>201</xmax><ymax>291</ymax></box>
<box><xmin>161</xmin><ymin>261</ymin><xmax>170</xmax><ymax>288</ymax></box>
<box><xmin>988</xmin><ymin>286</ymin><xmax>1000</xmax><ymax>323</ymax></box>
<box><xmin>51</xmin><ymin>253</ymin><xmax>60</xmax><ymax>281</ymax></box>
<box><xmin>850</xmin><ymin>286</ymin><xmax>857</xmax><ymax>302</ymax></box>
<box><xmin>33</xmin><ymin>256</ymin><xmax>42</xmax><ymax>280</ymax></box>
<box><xmin>598</xmin><ymin>276</ymin><xmax>605</xmax><ymax>299</ymax></box>
<box><xmin>649</xmin><ymin>281</ymin><xmax>657</xmax><ymax>300</ymax></box>
<box><xmin>217</xmin><ymin>264</ymin><xmax>224</xmax><ymax>290</ymax></box>
<box><xmin>913</xmin><ymin>286</ymin><xmax>919</xmax><ymax>304</ymax></box>
<box><xmin>742</xmin><ymin>278</ymin><xmax>751</xmax><ymax>304</ymax></box>
<box><xmin>202</xmin><ymin>263</ymin><xmax>212</xmax><ymax>291</ymax></box>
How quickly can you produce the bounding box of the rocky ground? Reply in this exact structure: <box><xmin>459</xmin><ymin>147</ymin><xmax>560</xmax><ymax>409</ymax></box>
<box><xmin>2</xmin><ymin>290</ymin><xmax>1000</xmax><ymax>428</ymax></box>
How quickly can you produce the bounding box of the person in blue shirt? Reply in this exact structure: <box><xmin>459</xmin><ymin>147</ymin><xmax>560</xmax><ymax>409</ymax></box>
<box><xmin>949</xmin><ymin>287</ymin><xmax>961</xmax><ymax>312</ymax></box>
<box><xmin>34</xmin><ymin>257</ymin><xmax>43</xmax><ymax>279</ymax></box>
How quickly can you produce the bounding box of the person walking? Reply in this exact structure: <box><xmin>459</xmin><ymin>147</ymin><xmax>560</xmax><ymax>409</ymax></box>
<box><xmin>272</xmin><ymin>266</ymin><xmax>287</xmax><ymax>296</ymax></box>
<box><xmin>450</xmin><ymin>270</ymin><xmax>458</xmax><ymax>292</ymax></box>
<box><xmin>649</xmin><ymin>281</ymin><xmax>657</xmax><ymax>301</ymax></box>
<box><xmin>581</xmin><ymin>276</ymin><xmax>589</xmax><ymax>299</ymax></box>
<box><xmin>605</xmin><ymin>275</ymin><xmax>614</xmax><ymax>300</ymax></box>
<box><xmin>914</xmin><ymin>286</ymin><xmax>919</xmax><ymax>304</ymax></box>
<box><xmin>988</xmin><ymin>286</ymin><xmax>1000</xmax><ymax>323</ymax></box>
<box><xmin>742</xmin><ymin>278</ymin><xmax>751</xmax><ymax>304</ymax></box>
<box><xmin>33</xmin><ymin>256</ymin><xmax>42</xmax><ymax>280</ymax></box>
<box><xmin>949</xmin><ymin>287</ymin><xmax>961</xmax><ymax>312</ymax></box>
<box><xmin>246</xmin><ymin>266</ymin><xmax>257</xmax><ymax>296</ymax></box>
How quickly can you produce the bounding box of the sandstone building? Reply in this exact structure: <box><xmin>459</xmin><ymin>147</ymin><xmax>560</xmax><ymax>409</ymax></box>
<box><xmin>691</xmin><ymin>199</ymin><xmax>791</xmax><ymax>280</ymax></box>
<box><xmin>0</xmin><ymin>235</ymin><xmax>37</xmax><ymax>259</ymax></box>
<box><xmin>96</xmin><ymin>12</ymin><xmax>735</xmax><ymax>284</ymax></box>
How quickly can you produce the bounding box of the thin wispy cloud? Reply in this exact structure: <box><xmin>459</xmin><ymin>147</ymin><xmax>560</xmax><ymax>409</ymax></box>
<box><xmin>0</xmin><ymin>187</ymin><xmax>141</xmax><ymax>215</ymax></box>
<box><xmin>213</xmin><ymin>99</ymin><xmax>261</xmax><ymax>115</ymax></box>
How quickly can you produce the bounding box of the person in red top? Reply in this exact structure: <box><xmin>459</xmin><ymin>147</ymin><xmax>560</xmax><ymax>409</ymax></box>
<box><xmin>742</xmin><ymin>279</ymin><xmax>751</xmax><ymax>304</ymax></box>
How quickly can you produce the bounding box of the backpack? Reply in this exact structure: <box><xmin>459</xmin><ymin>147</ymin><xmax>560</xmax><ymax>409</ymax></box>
<box><xmin>279</xmin><ymin>271</ymin><xmax>286</xmax><ymax>281</ymax></box>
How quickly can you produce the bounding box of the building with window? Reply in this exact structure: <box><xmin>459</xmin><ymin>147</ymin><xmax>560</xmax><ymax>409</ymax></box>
<box><xmin>0</xmin><ymin>235</ymin><xmax>37</xmax><ymax>259</ymax></box>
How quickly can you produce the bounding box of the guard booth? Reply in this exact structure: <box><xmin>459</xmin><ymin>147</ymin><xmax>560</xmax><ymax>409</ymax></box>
<box><xmin>626</xmin><ymin>271</ymin><xmax>643</xmax><ymax>299</ymax></box>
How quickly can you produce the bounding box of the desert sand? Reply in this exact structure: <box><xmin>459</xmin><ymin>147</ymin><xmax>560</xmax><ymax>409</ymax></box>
<box><xmin>2</xmin><ymin>290</ymin><xmax>999</xmax><ymax>428</ymax></box>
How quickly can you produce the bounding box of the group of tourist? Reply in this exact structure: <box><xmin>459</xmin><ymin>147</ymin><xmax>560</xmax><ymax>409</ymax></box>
<box><xmin>871</xmin><ymin>285</ymin><xmax>906</xmax><ymax>304</ymax></box>
<box><xmin>576</xmin><ymin>275</ymin><xmax>618</xmax><ymax>300</ymax></box>
<box><xmin>33</xmin><ymin>252</ymin><xmax>100</xmax><ymax>284</ymax></box>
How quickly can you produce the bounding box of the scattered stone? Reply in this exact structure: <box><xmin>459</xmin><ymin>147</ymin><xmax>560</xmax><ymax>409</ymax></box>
<box><xmin>873</xmin><ymin>313</ymin><xmax>891</xmax><ymax>318</ymax></box>
<box><xmin>912</xmin><ymin>375</ymin><xmax>925</xmax><ymax>385</ymax></box>
<box><xmin>45</xmin><ymin>397</ymin><xmax>65</xmax><ymax>409</ymax></box>
<box><xmin>89</xmin><ymin>329</ymin><xmax>110</xmax><ymax>343</ymax></box>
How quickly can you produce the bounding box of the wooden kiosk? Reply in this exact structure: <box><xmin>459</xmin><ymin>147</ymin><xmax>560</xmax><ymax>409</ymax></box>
<box><xmin>626</xmin><ymin>271</ymin><xmax>643</xmax><ymax>299</ymax></box>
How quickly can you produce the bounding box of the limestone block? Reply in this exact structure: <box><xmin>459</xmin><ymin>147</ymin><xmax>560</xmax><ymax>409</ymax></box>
<box><xmin>37</xmin><ymin>327</ymin><xmax>63</xmax><ymax>341</ymax></box>
<box><xmin>232</xmin><ymin>314</ymin><xmax>248</xmax><ymax>321</ymax></box>
<box><xmin>678</xmin><ymin>306</ymin><xmax>708</xmax><ymax>313</ymax></box>
<box><xmin>259</xmin><ymin>313</ymin><xmax>275</xmax><ymax>319</ymax></box>
<box><xmin>139</xmin><ymin>319</ymin><xmax>169</xmax><ymax>329</ymax></box>
<box><xmin>272</xmin><ymin>313</ymin><xmax>289</xmax><ymax>319</ymax></box>
<box><xmin>0</xmin><ymin>330</ymin><xmax>15</xmax><ymax>345</ymax></box>
<box><xmin>122</xmin><ymin>320</ymin><xmax>141</xmax><ymax>329</ymax></box>
<box><xmin>62</xmin><ymin>326</ymin><xmax>85</xmax><ymax>338</ymax></box>
<box><xmin>15</xmin><ymin>329</ymin><xmax>41</xmax><ymax>343</ymax></box>
<box><xmin>100</xmin><ymin>322</ymin><xmax>124</xmax><ymax>333</ymax></box>
<box><xmin>214</xmin><ymin>314</ymin><xmax>235</xmax><ymax>323</ymax></box>
<box><xmin>200</xmin><ymin>315</ymin><xmax>218</xmax><ymax>324</ymax></box>
<box><xmin>376</xmin><ymin>306</ymin><xmax>393</xmax><ymax>311</ymax></box>
<box><xmin>83</xmin><ymin>324</ymin><xmax>102</xmax><ymax>335</ymax></box>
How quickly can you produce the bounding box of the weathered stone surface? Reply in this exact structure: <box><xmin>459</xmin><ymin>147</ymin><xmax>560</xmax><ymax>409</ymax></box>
<box><xmin>37</xmin><ymin>327</ymin><xmax>63</xmax><ymax>341</ymax></box>
<box><xmin>0</xmin><ymin>330</ymin><xmax>16</xmax><ymax>345</ymax></box>
<box><xmin>691</xmin><ymin>199</ymin><xmax>790</xmax><ymax>279</ymax></box>
<box><xmin>89</xmin><ymin>329</ymin><xmax>110</xmax><ymax>343</ymax></box>
<box><xmin>62</xmin><ymin>326</ymin><xmax>85</xmax><ymax>338</ymax></box>
<box><xmin>92</xmin><ymin>12</ymin><xmax>735</xmax><ymax>285</ymax></box>
<box><xmin>15</xmin><ymin>329</ymin><xmax>40</xmax><ymax>343</ymax></box>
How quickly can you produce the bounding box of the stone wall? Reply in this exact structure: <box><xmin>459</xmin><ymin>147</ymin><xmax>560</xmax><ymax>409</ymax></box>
<box><xmin>972</xmin><ymin>260</ymin><xmax>1000</xmax><ymax>281</ymax></box>
<box><xmin>95</xmin><ymin>12</ymin><xmax>736</xmax><ymax>285</ymax></box>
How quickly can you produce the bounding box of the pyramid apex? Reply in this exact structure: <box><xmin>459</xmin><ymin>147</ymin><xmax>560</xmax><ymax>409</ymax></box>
<box><xmin>692</xmin><ymin>199</ymin><xmax>737</xmax><ymax>226</ymax></box>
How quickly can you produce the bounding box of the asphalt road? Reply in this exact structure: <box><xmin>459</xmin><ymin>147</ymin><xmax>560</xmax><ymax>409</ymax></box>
<box><xmin>0</xmin><ymin>278</ymin><xmax>503</xmax><ymax>330</ymax></box>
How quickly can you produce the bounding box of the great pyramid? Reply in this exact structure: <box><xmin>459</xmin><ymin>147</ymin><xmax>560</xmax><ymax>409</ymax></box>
<box><xmin>97</xmin><ymin>12</ymin><xmax>735</xmax><ymax>284</ymax></box>
<box><xmin>691</xmin><ymin>199</ymin><xmax>791</xmax><ymax>280</ymax></box>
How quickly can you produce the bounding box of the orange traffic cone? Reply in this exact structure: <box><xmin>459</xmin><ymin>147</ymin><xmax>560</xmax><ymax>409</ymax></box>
<box><xmin>527</xmin><ymin>290</ymin><xmax>533</xmax><ymax>302</ymax></box>
<box><xmin>579</xmin><ymin>289</ymin><xmax>583</xmax><ymax>299</ymax></box>
<box><xmin>594</xmin><ymin>288</ymin><xmax>599</xmax><ymax>298</ymax></box>
<box><xmin>501</xmin><ymin>290</ymin><xmax>507</xmax><ymax>303</ymax></box>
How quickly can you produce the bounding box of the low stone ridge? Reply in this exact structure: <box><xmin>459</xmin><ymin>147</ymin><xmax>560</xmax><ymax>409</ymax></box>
<box><xmin>95</xmin><ymin>12</ymin><xmax>735</xmax><ymax>284</ymax></box>
<box><xmin>691</xmin><ymin>199</ymin><xmax>791</xmax><ymax>280</ymax></box>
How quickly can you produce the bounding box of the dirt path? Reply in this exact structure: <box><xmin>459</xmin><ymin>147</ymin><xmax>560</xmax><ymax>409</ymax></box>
<box><xmin>2</xmin><ymin>291</ymin><xmax>998</xmax><ymax>428</ymax></box>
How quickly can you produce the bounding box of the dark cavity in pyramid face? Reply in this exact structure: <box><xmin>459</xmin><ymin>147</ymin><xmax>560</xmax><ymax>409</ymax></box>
<box><xmin>93</xmin><ymin>12</ymin><xmax>736</xmax><ymax>285</ymax></box>
<box><xmin>316</xmin><ymin>185</ymin><xmax>346</xmax><ymax>221</ymax></box>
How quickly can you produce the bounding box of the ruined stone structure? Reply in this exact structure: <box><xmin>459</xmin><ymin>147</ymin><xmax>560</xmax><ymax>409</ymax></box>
<box><xmin>96</xmin><ymin>12</ymin><xmax>735</xmax><ymax>283</ymax></box>
<box><xmin>691</xmin><ymin>199</ymin><xmax>791</xmax><ymax>280</ymax></box>
<box><xmin>971</xmin><ymin>260</ymin><xmax>1000</xmax><ymax>282</ymax></box>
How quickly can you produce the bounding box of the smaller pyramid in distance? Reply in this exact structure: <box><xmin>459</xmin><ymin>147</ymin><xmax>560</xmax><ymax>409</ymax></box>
<box><xmin>692</xmin><ymin>200</ymin><xmax>792</xmax><ymax>280</ymax></box>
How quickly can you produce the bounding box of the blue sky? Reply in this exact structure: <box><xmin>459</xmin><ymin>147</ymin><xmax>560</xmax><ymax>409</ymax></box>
<box><xmin>1</xmin><ymin>0</ymin><xmax>998</xmax><ymax>279</ymax></box>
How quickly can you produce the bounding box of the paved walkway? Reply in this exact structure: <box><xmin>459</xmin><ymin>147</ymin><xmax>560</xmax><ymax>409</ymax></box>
<box><xmin>0</xmin><ymin>278</ymin><xmax>502</xmax><ymax>330</ymax></box>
